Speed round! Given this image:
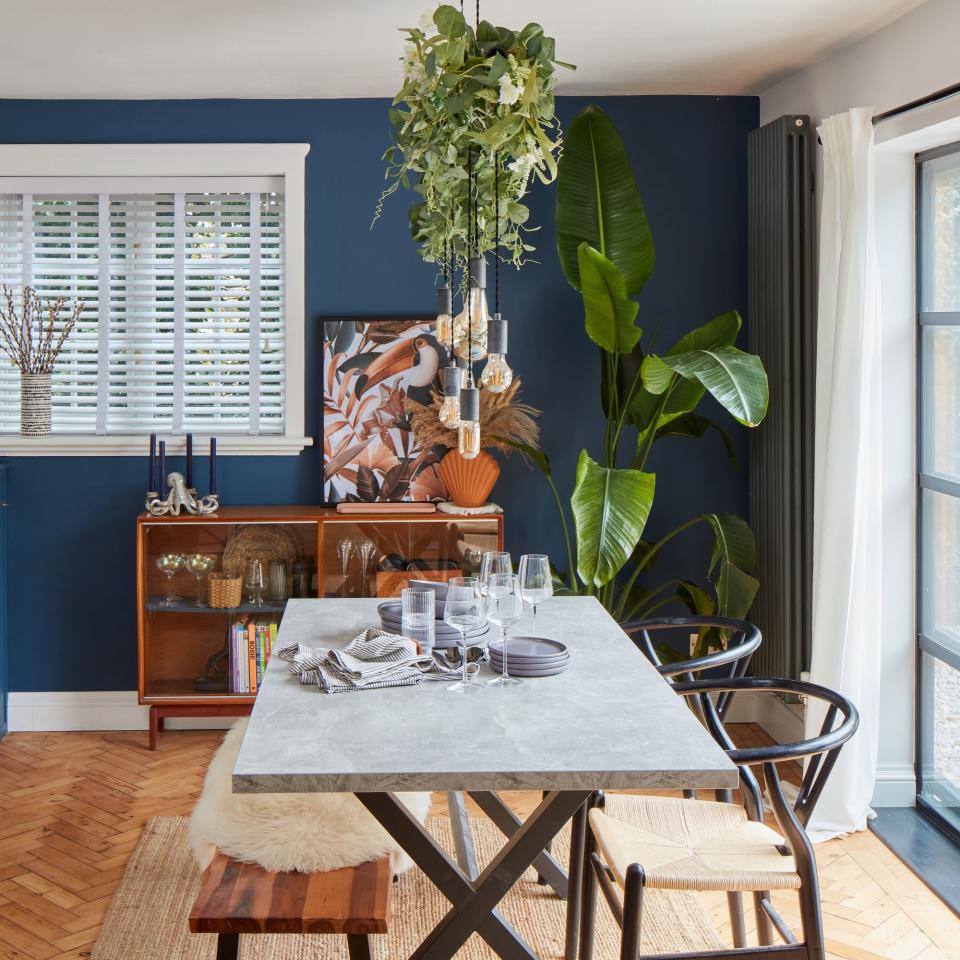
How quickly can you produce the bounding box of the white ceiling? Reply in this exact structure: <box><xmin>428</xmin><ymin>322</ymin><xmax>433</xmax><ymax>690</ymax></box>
<box><xmin>0</xmin><ymin>0</ymin><xmax>927</xmax><ymax>99</ymax></box>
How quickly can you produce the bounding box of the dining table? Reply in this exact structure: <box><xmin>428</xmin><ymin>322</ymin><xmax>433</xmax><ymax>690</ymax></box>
<box><xmin>232</xmin><ymin>596</ymin><xmax>738</xmax><ymax>960</ymax></box>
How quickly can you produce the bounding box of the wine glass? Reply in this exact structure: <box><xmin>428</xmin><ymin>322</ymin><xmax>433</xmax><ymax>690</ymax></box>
<box><xmin>486</xmin><ymin>573</ymin><xmax>524</xmax><ymax>687</ymax></box>
<box><xmin>479</xmin><ymin>551</ymin><xmax>512</xmax><ymax>596</ymax></box>
<box><xmin>155</xmin><ymin>553</ymin><xmax>184</xmax><ymax>606</ymax></box>
<box><xmin>337</xmin><ymin>539</ymin><xmax>354</xmax><ymax>597</ymax></box>
<box><xmin>444</xmin><ymin>576</ymin><xmax>485</xmax><ymax>694</ymax></box>
<box><xmin>518</xmin><ymin>554</ymin><xmax>553</xmax><ymax>637</ymax></box>
<box><xmin>358</xmin><ymin>539</ymin><xmax>376</xmax><ymax>598</ymax></box>
<box><xmin>186</xmin><ymin>554</ymin><xmax>216</xmax><ymax>606</ymax></box>
<box><xmin>245</xmin><ymin>559</ymin><xmax>265</xmax><ymax>607</ymax></box>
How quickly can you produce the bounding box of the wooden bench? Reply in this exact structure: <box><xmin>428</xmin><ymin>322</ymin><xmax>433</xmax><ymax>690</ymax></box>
<box><xmin>189</xmin><ymin>851</ymin><xmax>393</xmax><ymax>960</ymax></box>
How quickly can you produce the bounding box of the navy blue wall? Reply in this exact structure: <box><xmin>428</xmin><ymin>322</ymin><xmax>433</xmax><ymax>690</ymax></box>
<box><xmin>0</xmin><ymin>95</ymin><xmax>757</xmax><ymax>691</ymax></box>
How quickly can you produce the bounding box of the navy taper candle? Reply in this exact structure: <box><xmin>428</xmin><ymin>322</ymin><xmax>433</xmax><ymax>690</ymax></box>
<box><xmin>186</xmin><ymin>433</ymin><xmax>193</xmax><ymax>488</ymax></box>
<box><xmin>149</xmin><ymin>433</ymin><xmax>157</xmax><ymax>492</ymax></box>
<box><xmin>158</xmin><ymin>440</ymin><xmax>166</xmax><ymax>492</ymax></box>
<box><xmin>209</xmin><ymin>437</ymin><xmax>217</xmax><ymax>494</ymax></box>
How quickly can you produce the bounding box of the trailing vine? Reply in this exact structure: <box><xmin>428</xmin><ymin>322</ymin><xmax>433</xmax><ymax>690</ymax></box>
<box><xmin>375</xmin><ymin>4</ymin><xmax>573</xmax><ymax>268</ymax></box>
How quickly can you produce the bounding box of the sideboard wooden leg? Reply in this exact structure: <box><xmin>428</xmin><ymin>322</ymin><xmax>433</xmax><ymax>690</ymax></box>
<box><xmin>148</xmin><ymin>706</ymin><xmax>159</xmax><ymax>751</ymax></box>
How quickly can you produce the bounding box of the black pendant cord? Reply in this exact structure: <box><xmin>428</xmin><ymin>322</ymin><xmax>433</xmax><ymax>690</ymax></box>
<box><xmin>467</xmin><ymin>147</ymin><xmax>473</xmax><ymax>380</ymax></box>
<box><xmin>494</xmin><ymin>152</ymin><xmax>500</xmax><ymax>315</ymax></box>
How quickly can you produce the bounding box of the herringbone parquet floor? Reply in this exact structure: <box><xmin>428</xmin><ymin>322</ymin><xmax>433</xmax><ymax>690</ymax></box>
<box><xmin>0</xmin><ymin>726</ymin><xmax>956</xmax><ymax>960</ymax></box>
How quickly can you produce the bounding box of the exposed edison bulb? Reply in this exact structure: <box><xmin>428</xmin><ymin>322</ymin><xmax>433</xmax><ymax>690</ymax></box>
<box><xmin>452</xmin><ymin>286</ymin><xmax>490</xmax><ymax>361</ymax></box>
<box><xmin>435</xmin><ymin>311</ymin><xmax>453</xmax><ymax>347</ymax></box>
<box><xmin>458</xmin><ymin>419</ymin><xmax>481</xmax><ymax>459</ymax></box>
<box><xmin>438</xmin><ymin>394</ymin><xmax>461</xmax><ymax>429</ymax></box>
<box><xmin>480</xmin><ymin>353</ymin><xmax>513</xmax><ymax>393</ymax></box>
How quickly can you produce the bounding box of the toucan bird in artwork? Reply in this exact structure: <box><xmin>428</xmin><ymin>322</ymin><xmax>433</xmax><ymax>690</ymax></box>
<box><xmin>338</xmin><ymin>334</ymin><xmax>446</xmax><ymax>403</ymax></box>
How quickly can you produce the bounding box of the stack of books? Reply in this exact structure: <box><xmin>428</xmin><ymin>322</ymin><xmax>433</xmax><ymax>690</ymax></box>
<box><xmin>230</xmin><ymin>616</ymin><xmax>278</xmax><ymax>695</ymax></box>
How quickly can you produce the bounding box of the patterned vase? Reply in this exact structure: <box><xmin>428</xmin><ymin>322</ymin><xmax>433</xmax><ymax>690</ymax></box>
<box><xmin>438</xmin><ymin>449</ymin><xmax>500</xmax><ymax>509</ymax></box>
<box><xmin>20</xmin><ymin>372</ymin><xmax>51</xmax><ymax>437</ymax></box>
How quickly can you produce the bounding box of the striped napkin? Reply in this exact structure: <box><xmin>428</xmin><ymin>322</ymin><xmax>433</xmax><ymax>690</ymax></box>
<box><xmin>278</xmin><ymin>628</ymin><xmax>476</xmax><ymax>694</ymax></box>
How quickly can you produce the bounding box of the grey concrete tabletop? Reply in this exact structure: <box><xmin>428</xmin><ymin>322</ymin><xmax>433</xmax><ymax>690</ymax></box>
<box><xmin>232</xmin><ymin>596</ymin><xmax>738</xmax><ymax>794</ymax></box>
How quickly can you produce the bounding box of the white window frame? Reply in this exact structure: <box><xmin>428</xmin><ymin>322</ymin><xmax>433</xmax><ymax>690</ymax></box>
<box><xmin>0</xmin><ymin>143</ymin><xmax>311</xmax><ymax>456</ymax></box>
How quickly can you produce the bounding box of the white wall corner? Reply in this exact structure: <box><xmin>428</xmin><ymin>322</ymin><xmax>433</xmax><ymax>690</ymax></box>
<box><xmin>725</xmin><ymin>692</ymin><xmax>805</xmax><ymax>746</ymax></box>
<box><xmin>8</xmin><ymin>691</ymin><xmax>233</xmax><ymax>732</ymax></box>
<box><xmin>872</xmin><ymin>763</ymin><xmax>917</xmax><ymax>807</ymax></box>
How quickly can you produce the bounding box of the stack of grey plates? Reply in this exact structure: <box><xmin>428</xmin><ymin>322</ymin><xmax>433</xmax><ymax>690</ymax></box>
<box><xmin>377</xmin><ymin>600</ymin><xmax>490</xmax><ymax>650</ymax></box>
<box><xmin>488</xmin><ymin>637</ymin><xmax>569</xmax><ymax>677</ymax></box>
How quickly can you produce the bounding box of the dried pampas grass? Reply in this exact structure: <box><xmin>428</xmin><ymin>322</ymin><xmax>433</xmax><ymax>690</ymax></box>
<box><xmin>406</xmin><ymin>379</ymin><xmax>540</xmax><ymax>455</ymax></box>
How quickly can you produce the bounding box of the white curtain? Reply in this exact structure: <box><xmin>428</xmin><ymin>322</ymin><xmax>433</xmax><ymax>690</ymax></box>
<box><xmin>806</xmin><ymin>107</ymin><xmax>883</xmax><ymax>841</ymax></box>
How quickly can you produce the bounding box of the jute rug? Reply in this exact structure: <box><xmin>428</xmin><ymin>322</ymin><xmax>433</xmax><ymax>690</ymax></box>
<box><xmin>91</xmin><ymin>815</ymin><xmax>709</xmax><ymax>959</ymax></box>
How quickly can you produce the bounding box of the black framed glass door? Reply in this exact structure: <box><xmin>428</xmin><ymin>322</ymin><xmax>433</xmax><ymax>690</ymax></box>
<box><xmin>917</xmin><ymin>142</ymin><xmax>960</xmax><ymax>839</ymax></box>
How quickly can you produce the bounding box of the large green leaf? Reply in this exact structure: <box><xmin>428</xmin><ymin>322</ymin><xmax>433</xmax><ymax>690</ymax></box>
<box><xmin>647</xmin><ymin>346</ymin><xmax>769</xmax><ymax>427</ymax></box>
<box><xmin>571</xmin><ymin>451</ymin><xmax>655</xmax><ymax>587</ymax></box>
<box><xmin>627</xmin><ymin>311</ymin><xmax>743</xmax><ymax>439</ymax></box>
<box><xmin>654</xmin><ymin>413</ymin><xmax>738</xmax><ymax>466</ymax></box>
<box><xmin>704</xmin><ymin>513</ymin><xmax>759</xmax><ymax>620</ymax></box>
<box><xmin>556</xmin><ymin>105</ymin><xmax>654</xmax><ymax>294</ymax></box>
<box><xmin>579</xmin><ymin>244</ymin><xmax>640</xmax><ymax>354</ymax></box>
<box><xmin>704</xmin><ymin>513</ymin><xmax>756</xmax><ymax>575</ymax></box>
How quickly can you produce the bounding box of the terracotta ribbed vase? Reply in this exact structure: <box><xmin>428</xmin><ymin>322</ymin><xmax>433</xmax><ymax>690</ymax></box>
<box><xmin>438</xmin><ymin>449</ymin><xmax>500</xmax><ymax>508</ymax></box>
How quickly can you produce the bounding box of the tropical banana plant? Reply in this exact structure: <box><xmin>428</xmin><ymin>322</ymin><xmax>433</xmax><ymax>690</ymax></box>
<box><xmin>524</xmin><ymin>104</ymin><xmax>769</xmax><ymax>653</ymax></box>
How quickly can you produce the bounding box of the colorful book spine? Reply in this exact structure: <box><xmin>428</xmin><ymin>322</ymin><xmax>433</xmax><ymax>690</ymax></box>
<box><xmin>229</xmin><ymin>616</ymin><xmax>279</xmax><ymax>695</ymax></box>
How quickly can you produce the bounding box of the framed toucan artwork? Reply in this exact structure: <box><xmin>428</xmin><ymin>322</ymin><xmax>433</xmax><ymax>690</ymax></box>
<box><xmin>322</xmin><ymin>318</ymin><xmax>451</xmax><ymax>504</ymax></box>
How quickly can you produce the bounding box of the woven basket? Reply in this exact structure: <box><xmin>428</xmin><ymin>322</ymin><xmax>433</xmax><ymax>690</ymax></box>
<box><xmin>222</xmin><ymin>524</ymin><xmax>301</xmax><ymax>578</ymax></box>
<box><xmin>207</xmin><ymin>574</ymin><xmax>243</xmax><ymax>608</ymax></box>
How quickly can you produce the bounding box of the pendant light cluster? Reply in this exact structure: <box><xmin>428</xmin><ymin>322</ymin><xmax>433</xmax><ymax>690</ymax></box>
<box><xmin>435</xmin><ymin>141</ymin><xmax>514</xmax><ymax>460</ymax></box>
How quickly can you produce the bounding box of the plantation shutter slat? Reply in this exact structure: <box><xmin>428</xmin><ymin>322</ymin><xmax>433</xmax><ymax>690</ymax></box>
<box><xmin>0</xmin><ymin>179</ymin><xmax>285</xmax><ymax>435</ymax></box>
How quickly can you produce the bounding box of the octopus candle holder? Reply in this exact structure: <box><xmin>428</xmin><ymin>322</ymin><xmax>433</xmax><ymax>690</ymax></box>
<box><xmin>146</xmin><ymin>472</ymin><xmax>220</xmax><ymax>516</ymax></box>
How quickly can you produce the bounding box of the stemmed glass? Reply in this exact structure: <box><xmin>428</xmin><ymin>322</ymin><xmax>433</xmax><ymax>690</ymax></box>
<box><xmin>186</xmin><ymin>554</ymin><xmax>216</xmax><ymax>606</ymax></box>
<box><xmin>486</xmin><ymin>573</ymin><xmax>524</xmax><ymax>687</ymax></box>
<box><xmin>444</xmin><ymin>577</ymin><xmax>485</xmax><ymax>694</ymax></box>
<box><xmin>155</xmin><ymin>553</ymin><xmax>184</xmax><ymax>606</ymax></box>
<box><xmin>337</xmin><ymin>539</ymin><xmax>354</xmax><ymax>598</ymax></box>
<box><xmin>479</xmin><ymin>551</ymin><xmax>512</xmax><ymax>596</ymax></box>
<box><xmin>518</xmin><ymin>554</ymin><xmax>553</xmax><ymax>637</ymax></box>
<box><xmin>358</xmin><ymin>539</ymin><xmax>376</xmax><ymax>598</ymax></box>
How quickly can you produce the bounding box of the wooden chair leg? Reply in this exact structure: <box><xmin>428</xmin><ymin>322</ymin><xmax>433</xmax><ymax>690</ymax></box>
<box><xmin>620</xmin><ymin>864</ymin><xmax>645</xmax><ymax>960</ymax></box>
<box><xmin>215</xmin><ymin>932</ymin><xmax>239</xmax><ymax>960</ymax></box>
<box><xmin>148</xmin><ymin>707</ymin><xmax>159</xmax><ymax>751</ymax></box>
<box><xmin>728</xmin><ymin>891</ymin><xmax>747</xmax><ymax>947</ymax></box>
<box><xmin>346</xmin><ymin>933</ymin><xmax>371</xmax><ymax>960</ymax></box>
<box><xmin>755</xmin><ymin>891</ymin><xmax>773</xmax><ymax>945</ymax></box>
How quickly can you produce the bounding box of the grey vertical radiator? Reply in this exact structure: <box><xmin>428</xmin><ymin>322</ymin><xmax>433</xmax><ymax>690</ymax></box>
<box><xmin>747</xmin><ymin>115</ymin><xmax>815</xmax><ymax>679</ymax></box>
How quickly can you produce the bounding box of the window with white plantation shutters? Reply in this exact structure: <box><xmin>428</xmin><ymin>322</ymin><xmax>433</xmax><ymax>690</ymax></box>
<box><xmin>0</xmin><ymin>179</ymin><xmax>285</xmax><ymax>435</ymax></box>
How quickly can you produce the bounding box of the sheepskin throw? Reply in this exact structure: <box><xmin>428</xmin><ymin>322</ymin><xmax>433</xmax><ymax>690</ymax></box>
<box><xmin>188</xmin><ymin>719</ymin><xmax>431</xmax><ymax>874</ymax></box>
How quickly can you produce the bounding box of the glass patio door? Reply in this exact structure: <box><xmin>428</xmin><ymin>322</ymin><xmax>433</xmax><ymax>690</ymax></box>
<box><xmin>917</xmin><ymin>142</ymin><xmax>960</xmax><ymax>838</ymax></box>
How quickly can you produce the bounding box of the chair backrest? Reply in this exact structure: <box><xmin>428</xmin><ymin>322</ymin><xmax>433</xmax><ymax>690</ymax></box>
<box><xmin>673</xmin><ymin>677</ymin><xmax>859</xmax><ymax>833</ymax></box>
<box><xmin>620</xmin><ymin>616</ymin><xmax>761</xmax><ymax>719</ymax></box>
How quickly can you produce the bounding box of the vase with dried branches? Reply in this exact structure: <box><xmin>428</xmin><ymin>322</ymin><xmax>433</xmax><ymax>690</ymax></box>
<box><xmin>0</xmin><ymin>286</ymin><xmax>85</xmax><ymax>436</ymax></box>
<box><xmin>406</xmin><ymin>379</ymin><xmax>540</xmax><ymax>508</ymax></box>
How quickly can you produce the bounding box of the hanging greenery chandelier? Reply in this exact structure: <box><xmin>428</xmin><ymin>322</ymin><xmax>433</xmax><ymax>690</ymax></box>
<box><xmin>377</xmin><ymin>2</ymin><xmax>572</xmax><ymax>458</ymax></box>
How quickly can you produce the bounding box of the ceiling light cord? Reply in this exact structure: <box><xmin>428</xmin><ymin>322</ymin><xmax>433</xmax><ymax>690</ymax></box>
<box><xmin>494</xmin><ymin>153</ymin><xmax>500</xmax><ymax>315</ymax></box>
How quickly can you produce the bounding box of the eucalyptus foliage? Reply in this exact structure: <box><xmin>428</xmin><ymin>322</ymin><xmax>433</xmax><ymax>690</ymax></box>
<box><xmin>521</xmin><ymin>105</ymin><xmax>770</xmax><ymax>653</ymax></box>
<box><xmin>376</xmin><ymin>4</ymin><xmax>572</xmax><ymax>268</ymax></box>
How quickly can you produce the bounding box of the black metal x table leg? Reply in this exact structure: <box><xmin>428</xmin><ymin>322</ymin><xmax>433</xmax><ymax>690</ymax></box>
<box><xmin>468</xmin><ymin>791</ymin><xmax>569</xmax><ymax>899</ymax></box>
<box><xmin>357</xmin><ymin>789</ymin><xmax>590</xmax><ymax>960</ymax></box>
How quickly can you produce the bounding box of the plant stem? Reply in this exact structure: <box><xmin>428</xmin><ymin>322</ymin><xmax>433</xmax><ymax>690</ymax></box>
<box><xmin>543</xmin><ymin>470</ymin><xmax>577</xmax><ymax>592</ymax></box>
<box><xmin>633</xmin><ymin>377</ymin><xmax>676</xmax><ymax>473</ymax></box>
<box><xmin>611</xmin><ymin>363</ymin><xmax>645</xmax><ymax>460</ymax></box>
<box><xmin>613</xmin><ymin>515</ymin><xmax>704</xmax><ymax>620</ymax></box>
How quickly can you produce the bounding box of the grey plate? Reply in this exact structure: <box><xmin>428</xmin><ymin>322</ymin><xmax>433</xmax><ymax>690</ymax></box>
<box><xmin>488</xmin><ymin>636</ymin><xmax>569</xmax><ymax>660</ymax></box>
<box><xmin>379</xmin><ymin>615</ymin><xmax>487</xmax><ymax>640</ymax></box>
<box><xmin>489</xmin><ymin>650</ymin><xmax>570</xmax><ymax>667</ymax></box>
<box><xmin>488</xmin><ymin>660</ymin><xmax>569</xmax><ymax>677</ymax></box>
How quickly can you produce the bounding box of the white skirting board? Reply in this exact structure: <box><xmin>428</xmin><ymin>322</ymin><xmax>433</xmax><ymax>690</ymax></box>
<box><xmin>8</xmin><ymin>691</ymin><xmax>235</xmax><ymax>732</ymax></box>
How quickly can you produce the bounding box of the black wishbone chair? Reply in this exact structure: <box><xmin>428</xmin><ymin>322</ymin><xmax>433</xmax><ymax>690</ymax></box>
<box><xmin>576</xmin><ymin>678</ymin><xmax>858</xmax><ymax>960</ymax></box>
<box><xmin>621</xmin><ymin>616</ymin><xmax>762</xmax><ymax>696</ymax></box>
<box><xmin>568</xmin><ymin>616</ymin><xmax>762</xmax><ymax>952</ymax></box>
